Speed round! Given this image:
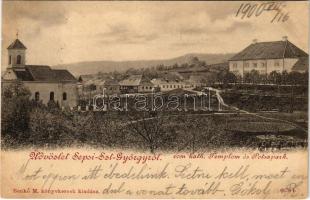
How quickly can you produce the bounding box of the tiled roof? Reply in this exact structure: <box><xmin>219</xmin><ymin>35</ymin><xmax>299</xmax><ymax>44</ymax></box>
<box><xmin>53</xmin><ymin>70</ymin><xmax>77</xmax><ymax>81</ymax></box>
<box><xmin>7</xmin><ymin>39</ymin><xmax>27</xmax><ymax>49</ymax></box>
<box><xmin>292</xmin><ymin>57</ymin><xmax>309</xmax><ymax>72</ymax></box>
<box><xmin>26</xmin><ymin>65</ymin><xmax>55</xmax><ymax>81</ymax></box>
<box><xmin>12</xmin><ymin>65</ymin><xmax>76</xmax><ymax>82</ymax></box>
<box><xmin>13</xmin><ymin>68</ymin><xmax>33</xmax><ymax>81</ymax></box>
<box><xmin>229</xmin><ymin>40</ymin><xmax>308</xmax><ymax>61</ymax></box>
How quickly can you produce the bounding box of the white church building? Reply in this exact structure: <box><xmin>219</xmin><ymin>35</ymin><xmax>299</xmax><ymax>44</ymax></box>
<box><xmin>2</xmin><ymin>38</ymin><xmax>78</xmax><ymax>108</ymax></box>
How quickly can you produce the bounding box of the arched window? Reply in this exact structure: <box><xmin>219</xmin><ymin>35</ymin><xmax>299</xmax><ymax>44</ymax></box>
<box><xmin>35</xmin><ymin>92</ymin><xmax>40</xmax><ymax>101</ymax></box>
<box><xmin>9</xmin><ymin>55</ymin><xmax>11</xmax><ymax>65</ymax></box>
<box><xmin>50</xmin><ymin>92</ymin><xmax>54</xmax><ymax>101</ymax></box>
<box><xmin>62</xmin><ymin>92</ymin><xmax>67</xmax><ymax>101</ymax></box>
<box><xmin>16</xmin><ymin>55</ymin><xmax>21</xmax><ymax>64</ymax></box>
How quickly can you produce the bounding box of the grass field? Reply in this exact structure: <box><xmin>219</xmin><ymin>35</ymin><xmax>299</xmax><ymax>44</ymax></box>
<box><xmin>1</xmin><ymin>108</ymin><xmax>308</xmax><ymax>152</ymax></box>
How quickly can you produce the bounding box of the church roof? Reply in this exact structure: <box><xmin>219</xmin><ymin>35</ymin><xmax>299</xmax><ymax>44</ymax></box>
<box><xmin>12</xmin><ymin>65</ymin><xmax>76</xmax><ymax>82</ymax></box>
<box><xmin>7</xmin><ymin>39</ymin><xmax>27</xmax><ymax>50</ymax></box>
<box><xmin>229</xmin><ymin>40</ymin><xmax>308</xmax><ymax>61</ymax></box>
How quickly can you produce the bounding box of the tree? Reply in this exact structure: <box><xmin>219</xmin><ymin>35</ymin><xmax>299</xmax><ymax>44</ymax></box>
<box><xmin>216</xmin><ymin>70</ymin><xmax>225</xmax><ymax>84</ymax></box>
<box><xmin>125</xmin><ymin>112</ymin><xmax>165</xmax><ymax>153</ymax></box>
<box><xmin>281</xmin><ymin>70</ymin><xmax>289</xmax><ymax>85</ymax></box>
<box><xmin>29</xmin><ymin>107</ymin><xmax>72</xmax><ymax>147</ymax></box>
<box><xmin>243</xmin><ymin>72</ymin><xmax>251</xmax><ymax>83</ymax></box>
<box><xmin>269</xmin><ymin>71</ymin><xmax>282</xmax><ymax>84</ymax></box>
<box><xmin>301</xmin><ymin>71</ymin><xmax>308</xmax><ymax>85</ymax></box>
<box><xmin>223</xmin><ymin>71</ymin><xmax>237</xmax><ymax>85</ymax></box>
<box><xmin>287</xmin><ymin>71</ymin><xmax>303</xmax><ymax>85</ymax></box>
<box><xmin>216</xmin><ymin>70</ymin><xmax>237</xmax><ymax>85</ymax></box>
<box><xmin>249</xmin><ymin>69</ymin><xmax>260</xmax><ymax>84</ymax></box>
<box><xmin>1</xmin><ymin>81</ymin><xmax>32</xmax><ymax>139</ymax></box>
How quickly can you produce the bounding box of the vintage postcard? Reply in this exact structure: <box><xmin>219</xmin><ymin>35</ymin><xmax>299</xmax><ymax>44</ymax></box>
<box><xmin>1</xmin><ymin>1</ymin><xmax>309</xmax><ymax>199</ymax></box>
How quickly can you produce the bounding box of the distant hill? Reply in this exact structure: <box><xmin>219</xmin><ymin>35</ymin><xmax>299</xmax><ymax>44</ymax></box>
<box><xmin>53</xmin><ymin>53</ymin><xmax>235</xmax><ymax>76</ymax></box>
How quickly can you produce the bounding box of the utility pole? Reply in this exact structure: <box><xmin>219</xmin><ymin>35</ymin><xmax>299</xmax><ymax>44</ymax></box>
<box><xmin>208</xmin><ymin>88</ymin><xmax>211</xmax><ymax>111</ymax></box>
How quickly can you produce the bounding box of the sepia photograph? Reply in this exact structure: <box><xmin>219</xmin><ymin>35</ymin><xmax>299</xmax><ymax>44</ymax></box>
<box><xmin>1</xmin><ymin>1</ymin><xmax>308</xmax><ymax>198</ymax></box>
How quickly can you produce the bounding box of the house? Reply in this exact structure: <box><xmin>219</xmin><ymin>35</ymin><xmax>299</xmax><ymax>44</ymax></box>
<box><xmin>119</xmin><ymin>75</ymin><xmax>154</xmax><ymax>94</ymax></box>
<box><xmin>2</xmin><ymin>38</ymin><xmax>78</xmax><ymax>108</ymax></box>
<box><xmin>152</xmin><ymin>78</ymin><xmax>186</xmax><ymax>91</ymax></box>
<box><xmin>101</xmin><ymin>78</ymin><xmax>120</xmax><ymax>95</ymax></box>
<box><xmin>151</xmin><ymin>72</ymin><xmax>186</xmax><ymax>92</ymax></box>
<box><xmin>229</xmin><ymin>37</ymin><xmax>309</xmax><ymax>77</ymax></box>
<box><xmin>78</xmin><ymin>77</ymin><xmax>120</xmax><ymax>100</ymax></box>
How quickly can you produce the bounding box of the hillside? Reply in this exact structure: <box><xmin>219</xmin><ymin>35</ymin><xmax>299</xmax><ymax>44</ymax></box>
<box><xmin>53</xmin><ymin>53</ymin><xmax>235</xmax><ymax>76</ymax></box>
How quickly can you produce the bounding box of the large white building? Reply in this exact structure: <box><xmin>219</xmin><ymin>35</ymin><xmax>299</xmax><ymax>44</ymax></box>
<box><xmin>229</xmin><ymin>37</ymin><xmax>309</xmax><ymax>77</ymax></box>
<box><xmin>2</xmin><ymin>38</ymin><xmax>78</xmax><ymax>108</ymax></box>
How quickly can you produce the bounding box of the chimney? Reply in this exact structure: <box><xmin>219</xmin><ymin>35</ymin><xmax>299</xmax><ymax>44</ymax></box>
<box><xmin>282</xmin><ymin>36</ymin><xmax>288</xmax><ymax>41</ymax></box>
<box><xmin>252</xmin><ymin>39</ymin><xmax>258</xmax><ymax>44</ymax></box>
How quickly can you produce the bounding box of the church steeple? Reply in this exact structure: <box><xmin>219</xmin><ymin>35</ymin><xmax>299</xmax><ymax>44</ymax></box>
<box><xmin>7</xmin><ymin>35</ymin><xmax>27</xmax><ymax>68</ymax></box>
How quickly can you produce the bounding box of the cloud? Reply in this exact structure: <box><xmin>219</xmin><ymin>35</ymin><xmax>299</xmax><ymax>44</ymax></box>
<box><xmin>2</xmin><ymin>1</ymin><xmax>70</xmax><ymax>42</ymax></box>
<box><xmin>96</xmin><ymin>24</ymin><xmax>159</xmax><ymax>44</ymax></box>
<box><xmin>1</xmin><ymin>1</ymin><xmax>308</xmax><ymax>67</ymax></box>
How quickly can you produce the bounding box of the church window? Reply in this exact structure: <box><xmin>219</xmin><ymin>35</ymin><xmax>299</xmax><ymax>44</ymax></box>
<box><xmin>9</xmin><ymin>55</ymin><xmax>11</xmax><ymax>65</ymax></box>
<box><xmin>50</xmin><ymin>92</ymin><xmax>55</xmax><ymax>101</ymax></box>
<box><xmin>63</xmin><ymin>92</ymin><xmax>67</xmax><ymax>101</ymax></box>
<box><xmin>17</xmin><ymin>55</ymin><xmax>21</xmax><ymax>64</ymax></box>
<box><xmin>35</xmin><ymin>92</ymin><xmax>40</xmax><ymax>101</ymax></box>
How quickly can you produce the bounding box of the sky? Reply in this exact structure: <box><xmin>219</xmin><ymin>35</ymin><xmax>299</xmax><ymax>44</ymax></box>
<box><xmin>1</xmin><ymin>1</ymin><xmax>309</xmax><ymax>67</ymax></box>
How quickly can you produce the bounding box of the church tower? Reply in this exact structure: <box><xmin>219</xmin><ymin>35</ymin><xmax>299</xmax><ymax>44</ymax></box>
<box><xmin>7</xmin><ymin>35</ymin><xmax>27</xmax><ymax>68</ymax></box>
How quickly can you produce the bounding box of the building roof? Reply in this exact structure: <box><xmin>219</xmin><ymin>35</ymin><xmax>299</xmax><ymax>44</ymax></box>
<box><xmin>140</xmin><ymin>77</ymin><xmax>154</xmax><ymax>86</ymax></box>
<box><xmin>292</xmin><ymin>57</ymin><xmax>309</xmax><ymax>72</ymax></box>
<box><xmin>79</xmin><ymin>74</ymin><xmax>96</xmax><ymax>82</ymax></box>
<box><xmin>53</xmin><ymin>70</ymin><xmax>78</xmax><ymax>81</ymax></box>
<box><xmin>12</xmin><ymin>65</ymin><xmax>76</xmax><ymax>82</ymax></box>
<box><xmin>84</xmin><ymin>78</ymin><xmax>120</xmax><ymax>86</ymax></box>
<box><xmin>151</xmin><ymin>72</ymin><xmax>184</xmax><ymax>85</ymax></box>
<box><xmin>119</xmin><ymin>75</ymin><xmax>154</xmax><ymax>86</ymax></box>
<box><xmin>188</xmin><ymin>74</ymin><xmax>206</xmax><ymax>83</ymax></box>
<box><xmin>119</xmin><ymin>75</ymin><xmax>142</xmax><ymax>86</ymax></box>
<box><xmin>104</xmin><ymin>78</ymin><xmax>120</xmax><ymax>86</ymax></box>
<box><xmin>7</xmin><ymin>39</ymin><xmax>27</xmax><ymax>50</ymax></box>
<box><xmin>229</xmin><ymin>40</ymin><xmax>308</xmax><ymax>61</ymax></box>
<box><xmin>13</xmin><ymin>68</ymin><xmax>33</xmax><ymax>81</ymax></box>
